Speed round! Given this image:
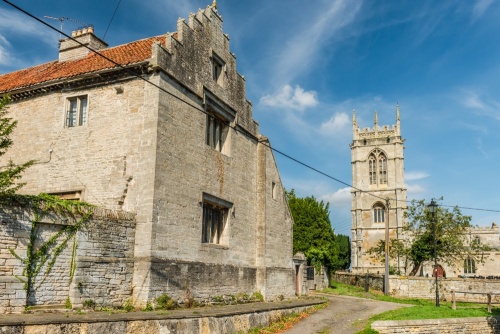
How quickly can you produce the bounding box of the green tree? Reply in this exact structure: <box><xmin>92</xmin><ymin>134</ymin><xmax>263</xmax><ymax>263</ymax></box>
<box><xmin>286</xmin><ymin>189</ymin><xmax>350</xmax><ymax>271</ymax></box>
<box><xmin>331</xmin><ymin>234</ymin><xmax>351</xmax><ymax>271</ymax></box>
<box><xmin>0</xmin><ymin>95</ymin><xmax>33</xmax><ymax>195</ymax></box>
<box><xmin>369</xmin><ymin>198</ymin><xmax>490</xmax><ymax>276</ymax></box>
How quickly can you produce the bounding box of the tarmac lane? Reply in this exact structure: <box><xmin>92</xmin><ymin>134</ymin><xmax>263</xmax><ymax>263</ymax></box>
<box><xmin>284</xmin><ymin>294</ymin><xmax>411</xmax><ymax>334</ymax></box>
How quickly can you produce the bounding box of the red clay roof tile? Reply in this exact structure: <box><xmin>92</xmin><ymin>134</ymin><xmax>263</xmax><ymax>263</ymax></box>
<box><xmin>0</xmin><ymin>35</ymin><xmax>166</xmax><ymax>93</ymax></box>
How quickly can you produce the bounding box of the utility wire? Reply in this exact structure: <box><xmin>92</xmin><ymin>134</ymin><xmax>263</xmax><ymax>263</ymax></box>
<box><xmin>103</xmin><ymin>0</ymin><xmax>123</xmax><ymax>40</ymax></box>
<box><xmin>4</xmin><ymin>0</ymin><xmax>500</xmax><ymax>216</ymax></box>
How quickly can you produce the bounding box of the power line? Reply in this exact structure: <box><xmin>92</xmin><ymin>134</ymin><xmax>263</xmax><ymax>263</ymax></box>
<box><xmin>3</xmin><ymin>0</ymin><xmax>500</xmax><ymax>217</ymax></box>
<box><xmin>103</xmin><ymin>0</ymin><xmax>123</xmax><ymax>40</ymax></box>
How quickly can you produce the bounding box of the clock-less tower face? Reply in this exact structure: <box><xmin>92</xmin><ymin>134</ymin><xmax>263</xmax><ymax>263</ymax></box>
<box><xmin>350</xmin><ymin>106</ymin><xmax>407</xmax><ymax>273</ymax></box>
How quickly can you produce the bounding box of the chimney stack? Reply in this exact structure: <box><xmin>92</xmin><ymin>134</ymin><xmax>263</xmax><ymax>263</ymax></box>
<box><xmin>59</xmin><ymin>25</ymin><xmax>108</xmax><ymax>62</ymax></box>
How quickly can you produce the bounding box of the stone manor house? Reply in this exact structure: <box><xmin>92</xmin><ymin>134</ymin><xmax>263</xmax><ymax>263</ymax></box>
<box><xmin>350</xmin><ymin>108</ymin><xmax>500</xmax><ymax>277</ymax></box>
<box><xmin>0</xmin><ymin>3</ymin><xmax>303</xmax><ymax>311</ymax></box>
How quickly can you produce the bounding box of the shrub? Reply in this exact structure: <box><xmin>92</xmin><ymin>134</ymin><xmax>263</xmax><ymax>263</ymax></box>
<box><xmin>156</xmin><ymin>293</ymin><xmax>179</xmax><ymax>310</ymax></box>
<box><xmin>123</xmin><ymin>299</ymin><xmax>134</xmax><ymax>312</ymax></box>
<box><xmin>83</xmin><ymin>299</ymin><xmax>96</xmax><ymax>309</ymax></box>
<box><xmin>251</xmin><ymin>291</ymin><xmax>264</xmax><ymax>302</ymax></box>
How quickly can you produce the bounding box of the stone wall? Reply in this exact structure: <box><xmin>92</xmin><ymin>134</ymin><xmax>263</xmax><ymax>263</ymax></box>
<box><xmin>0</xmin><ymin>302</ymin><xmax>320</xmax><ymax>334</ymax></box>
<box><xmin>0</xmin><ymin>4</ymin><xmax>296</xmax><ymax>307</ymax></box>
<box><xmin>372</xmin><ymin>317</ymin><xmax>500</xmax><ymax>334</ymax></box>
<box><xmin>0</xmin><ymin>205</ymin><xmax>136</xmax><ymax>313</ymax></box>
<box><xmin>334</xmin><ymin>272</ymin><xmax>500</xmax><ymax>303</ymax></box>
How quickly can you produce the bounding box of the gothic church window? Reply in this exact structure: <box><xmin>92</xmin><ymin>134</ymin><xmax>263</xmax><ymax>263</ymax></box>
<box><xmin>464</xmin><ymin>257</ymin><xmax>476</xmax><ymax>274</ymax></box>
<box><xmin>369</xmin><ymin>156</ymin><xmax>377</xmax><ymax>184</ymax></box>
<box><xmin>373</xmin><ymin>203</ymin><xmax>385</xmax><ymax>223</ymax></box>
<box><xmin>368</xmin><ymin>149</ymin><xmax>388</xmax><ymax>185</ymax></box>
<box><xmin>379</xmin><ymin>156</ymin><xmax>387</xmax><ymax>184</ymax></box>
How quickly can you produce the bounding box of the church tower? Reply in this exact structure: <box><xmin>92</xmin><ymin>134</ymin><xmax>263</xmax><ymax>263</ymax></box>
<box><xmin>350</xmin><ymin>106</ymin><xmax>407</xmax><ymax>273</ymax></box>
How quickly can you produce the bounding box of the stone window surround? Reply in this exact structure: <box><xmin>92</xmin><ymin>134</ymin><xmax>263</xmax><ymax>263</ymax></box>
<box><xmin>368</xmin><ymin>149</ymin><xmax>388</xmax><ymax>186</ymax></box>
<box><xmin>203</xmin><ymin>90</ymin><xmax>235</xmax><ymax>155</ymax></box>
<box><xmin>464</xmin><ymin>256</ymin><xmax>476</xmax><ymax>274</ymax></box>
<box><xmin>200</xmin><ymin>192</ymin><xmax>233</xmax><ymax>246</ymax></box>
<box><xmin>65</xmin><ymin>95</ymin><xmax>88</xmax><ymax>128</ymax></box>
<box><xmin>211</xmin><ymin>51</ymin><xmax>225</xmax><ymax>85</ymax></box>
<box><xmin>372</xmin><ymin>202</ymin><xmax>386</xmax><ymax>223</ymax></box>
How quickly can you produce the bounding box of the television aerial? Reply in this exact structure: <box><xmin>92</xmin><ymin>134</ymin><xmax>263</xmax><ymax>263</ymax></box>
<box><xmin>44</xmin><ymin>16</ymin><xmax>88</xmax><ymax>39</ymax></box>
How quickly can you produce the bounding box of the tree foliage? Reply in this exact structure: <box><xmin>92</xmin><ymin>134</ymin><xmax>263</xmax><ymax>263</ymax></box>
<box><xmin>331</xmin><ymin>234</ymin><xmax>351</xmax><ymax>271</ymax></box>
<box><xmin>286</xmin><ymin>189</ymin><xmax>350</xmax><ymax>271</ymax></box>
<box><xmin>369</xmin><ymin>198</ymin><xmax>490</xmax><ymax>276</ymax></box>
<box><xmin>0</xmin><ymin>95</ymin><xmax>33</xmax><ymax>195</ymax></box>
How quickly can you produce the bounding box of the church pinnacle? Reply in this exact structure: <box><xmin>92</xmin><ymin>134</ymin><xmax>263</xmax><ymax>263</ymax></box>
<box><xmin>396</xmin><ymin>103</ymin><xmax>400</xmax><ymax>129</ymax></box>
<box><xmin>212</xmin><ymin>0</ymin><xmax>217</xmax><ymax>10</ymax></box>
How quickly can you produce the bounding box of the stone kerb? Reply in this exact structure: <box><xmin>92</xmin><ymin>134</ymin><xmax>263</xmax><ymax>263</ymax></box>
<box><xmin>0</xmin><ymin>204</ymin><xmax>136</xmax><ymax>314</ymax></box>
<box><xmin>372</xmin><ymin>317</ymin><xmax>500</xmax><ymax>334</ymax></box>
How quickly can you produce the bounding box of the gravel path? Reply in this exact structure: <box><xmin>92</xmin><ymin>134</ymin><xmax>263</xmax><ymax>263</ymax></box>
<box><xmin>284</xmin><ymin>294</ymin><xmax>411</xmax><ymax>334</ymax></box>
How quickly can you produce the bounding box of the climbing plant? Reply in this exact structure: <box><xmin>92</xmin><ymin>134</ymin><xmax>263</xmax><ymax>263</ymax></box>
<box><xmin>3</xmin><ymin>193</ymin><xmax>94</xmax><ymax>306</ymax></box>
<box><xmin>0</xmin><ymin>95</ymin><xmax>94</xmax><ymax>307</ymax></box>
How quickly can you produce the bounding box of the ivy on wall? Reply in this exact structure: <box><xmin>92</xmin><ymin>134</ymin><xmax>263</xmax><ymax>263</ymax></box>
<box><xmin>2</xmin><ymin>193</ymin><xmax>94</xmax><ymax>306</ymax></box>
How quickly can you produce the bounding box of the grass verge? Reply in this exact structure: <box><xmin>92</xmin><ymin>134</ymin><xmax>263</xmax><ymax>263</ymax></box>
<box><xmin>325</xmin><ymin>280</ymin><xmax>500</xmax><ymax>334</ymax></box>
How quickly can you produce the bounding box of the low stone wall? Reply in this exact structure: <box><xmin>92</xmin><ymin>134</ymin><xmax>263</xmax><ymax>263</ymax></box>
<box><xmin>0</xmin><ymin>300</ymin><xmax>322</xmax><ymax>334</ymax></box>
<box><xmin>372</xmin><ymin>317</ymin><xmax>500</xmax><ymax>334</ymax></box>
<box><xmin>0</xmin><ymin>205</ymin><xmax>136</xmax><ymax>313</ymax></box>
<box><xmin>334</xmin><ymin>272</ymin><xmax>500</xmax><ymax>303</ymax></box>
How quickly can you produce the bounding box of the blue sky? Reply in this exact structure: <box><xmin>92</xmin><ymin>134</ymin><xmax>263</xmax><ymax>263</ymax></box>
<box><xmin>1</xmin><ymin>0</ymin><xmax>500</xmax><ymax>237</ymax></box>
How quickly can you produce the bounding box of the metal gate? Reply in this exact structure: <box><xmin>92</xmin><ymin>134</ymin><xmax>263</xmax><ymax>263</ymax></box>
<box><xmin>306</xmin><ymin>266</ymin><xmax>316</xmax><ymax>290</ymax></box>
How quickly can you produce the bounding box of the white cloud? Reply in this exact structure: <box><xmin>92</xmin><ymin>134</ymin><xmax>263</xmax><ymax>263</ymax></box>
<box><xmin>320</xmin><ymin>112</ymin><xmax>350</xmax><ymax>135</ymax></box>
<box><xmin>269</xmin><ymin>1</ymin><xmax>362</xmax><ymax>85</ymax></box>
<box><xmin>260</xmin><ymin>84</ymin><xmax>318</xmax><ymax>111</ymax></box>
<box><xmin>405</xmin><ymin>171</ymin><xmax>429</xmax><ymax>181</ymax></box>
<box><xmin>472</xmin><ymin>0</ymin><xmax>494</xmax><ymax>21</ymax></box>
<box><xmin>320</xmin><ymin>187</ymin><xmax>352</xmax><ymax>206</ymax></box>
<box><xmin>460</xmin><ymin>89</ymin><xmax>500</xmax><ymax>121</ymax></box>
<box><xmin>0</xmin><ymin>36</ymin><xmax>11</xmax><ymax>66</ymax></box>
<box><xmin>0</xmin><ymin>8</ymin><xmax>57</xmax><ymax>46</ymax></box>
<box><xmin>463</xmin><ymin>91</ymin><xmax>487</xmax><ymax>110</ymax></box>
<box><xmin>406</xmin><ymin>183</ymin><xmax>426</xmax><ymax>195</ymax></box>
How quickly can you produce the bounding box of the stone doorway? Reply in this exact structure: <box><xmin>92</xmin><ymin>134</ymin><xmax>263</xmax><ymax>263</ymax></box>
<box><xmin>433</xmin><ymin>264</ymin><xmax>445</xmax><ymax>278</ymax></box>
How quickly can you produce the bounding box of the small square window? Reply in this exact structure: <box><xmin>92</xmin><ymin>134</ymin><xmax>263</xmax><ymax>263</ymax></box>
<box><xmin>66</xmin><ymin>96</ymin><xmax>88</xmax><ymax>127</ymax></box>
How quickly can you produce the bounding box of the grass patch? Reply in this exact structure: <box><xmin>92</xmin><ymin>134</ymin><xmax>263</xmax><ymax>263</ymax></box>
<box><xmin>325</xmin><ymin>280</ymin><xmax>500</xmax><ymax>334</ymax></box>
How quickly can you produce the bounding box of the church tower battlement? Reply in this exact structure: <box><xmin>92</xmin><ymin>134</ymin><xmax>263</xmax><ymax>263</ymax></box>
<box><xmin>350</xmin><ymin>105</ymin><xmax>407</xmax><ymax>273</ymax></box>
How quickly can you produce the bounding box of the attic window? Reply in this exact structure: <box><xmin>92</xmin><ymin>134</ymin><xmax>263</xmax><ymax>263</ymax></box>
<box><xmin>212</xmin><ymin>52</ymin><xmax>225</xmax><ymax>84</ymax></box>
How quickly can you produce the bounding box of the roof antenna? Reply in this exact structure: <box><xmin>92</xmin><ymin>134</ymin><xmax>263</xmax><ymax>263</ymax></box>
<box><xmin>44</xmin><ymin>16</ymin><xmax>88</xmax><ymax>39</ymax></box>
